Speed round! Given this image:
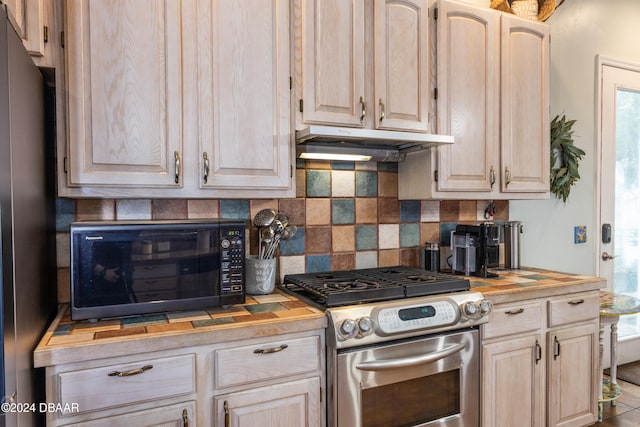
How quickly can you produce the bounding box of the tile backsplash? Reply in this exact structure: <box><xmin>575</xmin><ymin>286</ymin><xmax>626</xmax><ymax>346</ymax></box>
<box><xmin>54</xmin><ymin>160</ymin><xmax>509</xmax><ymax>303</ymax></box>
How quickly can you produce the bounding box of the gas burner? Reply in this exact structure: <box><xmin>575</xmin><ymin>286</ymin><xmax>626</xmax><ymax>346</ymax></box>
<box><xmin>323</xmin><ymin>280</ymin><xmax>379</xmax><ymax>291</ymax></box>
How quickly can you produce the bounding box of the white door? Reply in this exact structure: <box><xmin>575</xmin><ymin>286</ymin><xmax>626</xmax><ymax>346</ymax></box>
<box><xmin>598</xmin><ymin>57</ymin><xmax>640</xmax><ymax>363</ymax></box>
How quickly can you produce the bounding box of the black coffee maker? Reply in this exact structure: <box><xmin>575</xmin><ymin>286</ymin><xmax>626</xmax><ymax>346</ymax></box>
<box><xmin>451</xmin><ymin>223</ymin><xmax>500</xmax><ymax>278</ymax></box>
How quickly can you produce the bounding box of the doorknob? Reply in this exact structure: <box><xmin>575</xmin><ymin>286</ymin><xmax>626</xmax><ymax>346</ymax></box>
<box><xmin>602</xmin><ymin>252</ymin><xmax>617</xmax><ymax>261</ymax></box>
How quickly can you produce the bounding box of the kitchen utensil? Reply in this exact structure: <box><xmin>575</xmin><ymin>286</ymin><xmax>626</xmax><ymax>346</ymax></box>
<box><xmin>259</xmin><ymin>227</ymin><xmax>274</xmax><ymax>259</ymax></box>
<box><xmin>253</xmin><ymin>209</ymin><xmax>276</xmax><ymax>228</ymax></box>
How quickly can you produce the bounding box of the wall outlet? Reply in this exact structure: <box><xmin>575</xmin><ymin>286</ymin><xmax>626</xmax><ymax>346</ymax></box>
<box><xmin>574</xmin><ymin>226</ymin><xmax>587</xmax><ymax>244</ymax></box>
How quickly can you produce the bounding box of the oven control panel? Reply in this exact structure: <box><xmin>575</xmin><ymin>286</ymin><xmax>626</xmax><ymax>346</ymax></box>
<box><xmin>375</xmin><ymin>300</ymin><xmax>459</xmax><ymax>335</ymax></box>
<box><xmin>327</xmin><ymin>291</ymin><xmax>491</xmax><ymax>348</ymax></box>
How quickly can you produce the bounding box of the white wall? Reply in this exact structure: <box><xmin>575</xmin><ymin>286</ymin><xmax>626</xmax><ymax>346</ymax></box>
<box><xmin>510</xmin><ymin>0</ymin><xmax>640</xmax><ymax>275</ymax></box>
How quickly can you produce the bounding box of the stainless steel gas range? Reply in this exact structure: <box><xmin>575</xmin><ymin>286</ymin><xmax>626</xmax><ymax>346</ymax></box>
<box><xmin>281</xmin><ymin>266</ymin><xmax>492</xmax><ymax>427</ymax></box>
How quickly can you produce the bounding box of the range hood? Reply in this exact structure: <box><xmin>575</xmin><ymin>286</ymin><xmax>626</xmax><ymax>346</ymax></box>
<box><xmin>295</xmin><ymin>125</ymin><xmax>454</xmax><ymax>162</ymax></box>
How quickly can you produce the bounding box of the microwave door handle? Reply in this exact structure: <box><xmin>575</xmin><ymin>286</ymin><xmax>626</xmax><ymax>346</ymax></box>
<box><xmin>355</xmin><ymin>342</ymin><xmax>466</xmax><ymax>372</ymax></box>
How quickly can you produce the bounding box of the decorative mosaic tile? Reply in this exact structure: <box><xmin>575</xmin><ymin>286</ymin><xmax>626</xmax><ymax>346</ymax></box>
<box><xmin>420</xmin><ymin>200</ymin><xmax>440</xmax><ymax>222</ymax></box>
<box><xmin>332</xmin><ymin>199</ymin><xmax>355</xmax><ymax>224</ymax></box>
<box><xmin>280</xmin><ymin>227</ymin><xmax>305</xmax><ymax>255</ymax></box>
<box><xmin>306</xmin><ymin>199</ymin><xmax>331</xmax><ymax>225</ymax></box>
<box><xmin>278</xmin><ymin>198</ymin><xmax>305</xmax><ymax>226</ymax></box>
<box><xmin>166</xmin><ymin>310</ymin><xmax>211</xmax><ymax>323</ymax></box>
<box><xmin>220</xmin><ymin>200</ymin><xmax>250</xmax><ymax>219</ymax></box>
<box><xmin>420</xmin><ymin>223</ymin><xmax>440</xmax><ymax>246</ymax></box>
<box><xmin>193</xmin><ymin>317</ymin><xmax>237</xmax><ymax>328</ymax></box>
<box><xmin>378</xmin><ymin>162</ymin><xmax>398</xmax><ymax>172</ymax></box>
<box><xmin>331</xmin><ymin>160</ymin><xmax>355</xmax><ymax>170</ymax></box>
<box><xmin>117</xmin><ymin>199</ymin><xmax>152</xmax><ymax>220</ymax></box>
<box><xmin>306</xmin><ymin>254</ymin><xmax>331</xmax><ymax>272</ymax></box>
<box><xmin>296</xmin><ymin>169</ymin><xmax>306</xmax><ymax>198</ymax></box>
<box><xmin>56</xmin><ymin>234</ymin><xmax>70</xmax><ymax>268</ymax></box>
<box><xmin>355</xmin><ymin>161</ymin><xmax>378</xmax><ymax>171</ymax></box>
<box><xmin>245</xmin><ymin>302</ymin><xmax>287</xmax><ymax>314</ymax></box>
<box><xmin>122</xmin><ymin>314</ymin><xmax>167</xmax><ymax>328</ymax></box>
<box><xmin>306</xmin><ymin>226</ymin><xmax>331</xmax><ymax>253</ymax></box>
<box><xmin>378</xmin><ymin>172</ymin><xmax>398</xmax><ymax>197</ymax></box>
<box><xmin>151</xmin><ymin>199</ymin><xmax>188</xmax><ymax>220</ymax></box>
<box><xmin>56</xmin><ymin>198</ymin><xmax>75</xmax><ymax>231</ymax></box>
<box><xmin>355</xmin><ymin>251</ymin><xmax>378</xmax><ymax>269</ymax></box>
<box><xmin>331</xmin><ymin>253</ymin><xmax>355</xmax><ymax>270</ymax></box>
<box><xmin>355</xmin><ymin>198</ymin><xmax>378</xmax><ymax>223</ymax></box>
<box><xmin>296</xmin><ymin>158</ymin><xmax>306</xmax><ymax>169</ymax></box>
<box><xmin>278</xmin><ymin>255</ymin><xmax>305</xmax><ymax>281</ymax></box>
<box><xmin>332</xmin><ymin>171</ymin><xmax>355</xmax><ymax>197</ymax></box>
<box><xmin>400</xmin><ymin>200</ymin><xmax>421</xmax><ymax>222</ymax></box>
<box><xmin>306</xmin><ymin>170</ymin><xmax>331</xmax><ymax>197</ymax></box>
<box><xmin>400</xmin><ymin>248</ymin><xmax>420</xmax><ymax>266</ymax></box>
<box><xmin>378</xmin><ymin>198</ymin><xmax>400</xmax><ymax>223</ymax></box>
<box><xmin>95</xmin><ymin>326</ymin><xmax>146</xmax><ymax>340</ymax></box>
<box><xmin>355</xmin><ymin>171</ymin><xmax>378</xmax><ymax>197</ymax></box>
<box><xmin>147</xmin><ymin>322</ymin><xmax>194</xmax><ymax>333</ymax></box>
<box><xmin>378</xmin><ymin>224</ymin><xmax>400</xmax><ymax>249</ymax></box>
<box><xmin>378</xmin><ymin>249</ymin><xmax>400</xmax><ymax>266</ymax></box>
<box><xmin>274</xmin><ymin>307</ymin><xmax>317</xmax><ymax>318</ymax></box>
<box><xmin>77</xmin><ymin>199</ymin><xmax>115</xmax><ymax>221</ymax></box>
<box><xmin>234</xmin><ymin>312</ymin><xmax>279</xmax><ymax>323</ymax></box>
<box><xmin>252</xmin><ymin>293</ymin><xmax>292</xmax><ymax>303</ymax></box>
<box><xmin>332</xmin><ymin>225</ymin><xmax>355</xmax><ymax>252</ymax></box>
<box><xmin>400</xmin><ymin>223</ymin><xmax>420</xmax><ymax>248</ymax></box>
<box><xmin>356</xmin><ymin>225</ymin><xmax>378</xmax><ymax>251</ymax></box>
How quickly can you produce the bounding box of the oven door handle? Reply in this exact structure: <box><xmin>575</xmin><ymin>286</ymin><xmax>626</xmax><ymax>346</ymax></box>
<box><xmin>355</xmin><ymin>342</ymin><xmax>466</xmax><ymax>371</ymax></box>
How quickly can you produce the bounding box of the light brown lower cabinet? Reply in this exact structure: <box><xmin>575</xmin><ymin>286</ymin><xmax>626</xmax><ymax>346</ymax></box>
<box><xmin>481</xmin><ymin>291</ymin><xmax>600</xmax><ymax>427</ymax></box>
<box><xmin>40</xmin><ymin>330</ymin><xmax>324</xmax><ymax>426</ymax></box>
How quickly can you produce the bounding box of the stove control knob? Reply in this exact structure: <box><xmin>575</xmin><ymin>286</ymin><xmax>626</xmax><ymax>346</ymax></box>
<box><xmin>462</xmin><ymin>301</ymin><xmax>479</xmax><ymax>318</ymax></box>
<box><xmin>338</xmin><ymin>319</ymin><xmax>358</xmax><ymax>339</ymax></box>
<box><xmin>357</xmin><ymin>317</ymin><xmax>374</xmax><ymax>337</ymax></box>
<box><xmin>479</xmin><ymin>299</ymin><xmax>493</xmax><ymax>316</ymax></box>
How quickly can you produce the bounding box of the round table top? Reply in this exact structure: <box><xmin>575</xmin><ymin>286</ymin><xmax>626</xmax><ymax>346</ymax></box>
<box><xmin>599</xmin><ymin>291</ymin><xmax>640</xmax><ymax>316</ymax></box>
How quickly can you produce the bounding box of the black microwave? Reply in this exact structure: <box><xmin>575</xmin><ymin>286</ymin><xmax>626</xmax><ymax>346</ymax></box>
<box><xmin>70</xmin><ymin>219</ymin><xmax>246</xmax><ymax>320</ymax></box>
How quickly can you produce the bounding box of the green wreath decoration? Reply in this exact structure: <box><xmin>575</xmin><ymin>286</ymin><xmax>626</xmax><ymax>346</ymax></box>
<box><xmin>550</xmin><ymin>114</ymin><xmax>585</xmax><ymax>203</ymax></box>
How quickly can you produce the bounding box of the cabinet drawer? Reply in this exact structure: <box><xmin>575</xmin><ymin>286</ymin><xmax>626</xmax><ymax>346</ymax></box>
<box><xmin>548</xmin><ymin>292</ymin><xmax>599</xmax><ymax>328</ymax></box>
<box><xmin>214</xmin><ymin>336</ymin><xmax>320</xmax><ymax>389</ymax></box>
<box><xmin>61</xmin><ymin>401</ymin><xmax>196</xmax><ymax>427</ymax></box>
<box><xmin>483</xmin><ymin>301</ymin><xmax>544</xmax><ymax>340</ymax></box>
<box><xmin>58</xmin><ymin>354</ymin><xmax>195</xmax><ymax>414</ymax></box>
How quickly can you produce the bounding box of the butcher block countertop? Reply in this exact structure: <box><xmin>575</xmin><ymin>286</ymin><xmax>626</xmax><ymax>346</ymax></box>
<box><xmin>34</xmin><ymin>267</ymin><xmax>603</xmax><ymax>368</ymax></box>
<box><xmin>468</xmin><ymin>266</ymin><xmax>605</xmax><ymax>304</ymax></box>
<box><xmin>34</xmin><ymin>290</ymin><xmax>326</xmax><ymax>368</ymax></box>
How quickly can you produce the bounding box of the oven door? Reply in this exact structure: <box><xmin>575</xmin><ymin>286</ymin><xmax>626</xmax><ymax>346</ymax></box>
<box><xmin>336</xmin><ymin>329</ymin><xmax>478</xmax><ymax>427</ymax></box>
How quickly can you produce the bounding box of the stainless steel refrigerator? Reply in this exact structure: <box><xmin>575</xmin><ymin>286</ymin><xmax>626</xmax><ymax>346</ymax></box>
<box><xmin>0</xmin><ymin>5</ymin><xmax>56</xmax><ymax>426</ymax></box>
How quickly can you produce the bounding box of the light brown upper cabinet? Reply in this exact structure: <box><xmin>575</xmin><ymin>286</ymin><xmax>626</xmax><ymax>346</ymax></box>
<box><xmin>295</xmin><ymin>0</ymin><xmax>431</xmax><ymax>132</ymax></box>
<box><xmin>399</xmin><ymin>0</ymin><xmax>550</xmax><ymax>200</ymax></box>
<box><xmin>4</xmin><ymin>0</ymin><xmax>56</xmax><ymax>67</ymax></box>
<box><xmin>60</xmin><ymin>0</ymin><xmax>294</xmax><ymax>198</ymax></box>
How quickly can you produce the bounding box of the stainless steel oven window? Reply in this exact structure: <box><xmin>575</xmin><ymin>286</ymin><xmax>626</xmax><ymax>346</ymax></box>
<box><xmin>334</xmin><ymin>329</ymin><xmax>478</xmax><ymax>427</ymax></box>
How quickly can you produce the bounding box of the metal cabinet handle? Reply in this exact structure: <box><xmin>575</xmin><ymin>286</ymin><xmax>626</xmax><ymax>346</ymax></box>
<box><xmin>553</xmin><ymin>336</ymin><xmax>561</xmax><ymax>360</ymax></box>
<box><xmin>568</xmin><ymin>299</ymin><xmax>585</xmax><ymax>305</ymax></box>
<box><xmin>359</xmin><ymin>96</ymin><xmax>366</xmax><ymax>123</ymax></box>
<box><xmin>490</xmin><ymin>166</ymin><xmax>496</xmax><ymax>189</ymax></box>
<box><xmin>505</xmin><ymin>308</ymin><xmax>524</xmax><ymax>315</ymax></box>
<box><xmin>535</xmin><ymin>340</ymin><xmax>542</xmax><ymax>365</ymax></box>
<box><xmin>108</xmin><ymin>364</ymin><xmax>153</xmax><ymax>377</ymax></box>
<box><xmin>182</xmin><ymin>408</ymin><xmax>189</xmax><ymax>427</ymax></box>
<box><xmin>203</xmin><ymin>152</ymin><xmax>210</xmax><ymax>184</ymax></box>
<box><xmin>224</xmin><ymin>401</ymin><xmax>230</xmax><ymax>427</ymax></box>
<box><xmin>174</xmin><ymin>151</ymin><xmax>181</xmax><ymax>184</ymax></box>
<box><xmin>253</xmin><ymin>344</ymin><xmax>288</xmax><ymax>354</ymax></box>
<box><xmin>379</xmin><ymin>98</ymin><xmax>385</xmax><ymax>123</ymax></box>
<box><xmin>505</xmin><ymin>166</ymin><xmax>511</xmax><ymax>187</ymax></box>
<box><xmin>356</xmin><ymin>342</ymin><xmax>465</xmax><ymax>371</ymax></box>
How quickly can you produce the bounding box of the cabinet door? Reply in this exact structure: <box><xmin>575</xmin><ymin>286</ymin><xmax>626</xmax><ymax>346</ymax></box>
<box><xmin>374</xmin><ymin>0</ymin><xmax>430</xmax><ymax>132</ymax></box>
<box><xmin>482</xmin><ymin>334</ymin><xmax>544</xmax><ymax>427</ymax></box>
<box><xmin>65</xmin><ymin>0</ymin><xmax>182</xmax><ymax>187</ymax></box>
<box><xmin>547</xmin><ymin>323</ymin><xmax>599</xmax><ymax>427</ymax></box>
<box><xmin>198</xmin><ymin>0</ymin><xmax>292</xmax><ymax>190</ymax></box>
<box><xmin>4</xmin><ymin>0</ymin><xmax>45</xmax><ymax>56</ymax></box>
<box><xmin>298</xmin><ymin>0</ymin><xmax>365</xmax><ymax>127</ymax></box>
<box><xmin>215</xmin><ymin>377</ymin><xmax>321</xmax><ymax>427</ymax></box>
<box><xmin>436</xmin><ymin>0</ymin><xmax>500</xmax><ymax>192</ymax></box>
<box><xmin>500</xmin><ymin>14</ymin><xmax>550</xmax><ymax>193</ymax></box>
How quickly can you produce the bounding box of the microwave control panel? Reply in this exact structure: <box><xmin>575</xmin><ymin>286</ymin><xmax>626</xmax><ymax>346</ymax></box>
<box><xmin>220</xmin><ymin>227</ymin><xmax>245</xmax><ymax>294</ymax></box>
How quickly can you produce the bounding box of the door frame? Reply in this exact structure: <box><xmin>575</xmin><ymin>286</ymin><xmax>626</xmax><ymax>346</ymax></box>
<box><xmin>595</xmin><ymin>55</ymin><xmax>640</xmax><ymax>364</ymax></box>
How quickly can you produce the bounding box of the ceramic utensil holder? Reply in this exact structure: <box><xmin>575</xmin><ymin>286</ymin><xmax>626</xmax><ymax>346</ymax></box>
<box><xmin>245</xmin><ymin>256</ymin><xmax>277</xmax><ymax>295</ymax></box>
